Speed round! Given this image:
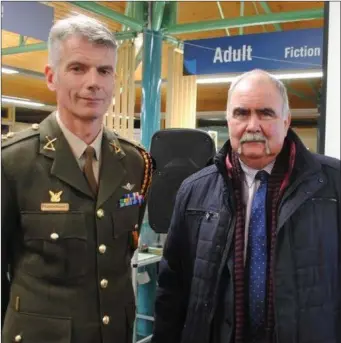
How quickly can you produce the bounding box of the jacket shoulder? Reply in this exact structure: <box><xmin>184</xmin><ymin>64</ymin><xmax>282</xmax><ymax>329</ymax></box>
<box><xmin>117</xmin><ymin>135</ymin><xmax>147</xmax><ymax>153</ymax></box>
<box><xmin>182</xmin><ymin>164</ymin><xmax>219</xmax><ymax>187</ymax></box>
<box><xmin>313</xmin><ymin>153</ymin><xmax>341</xmax><ymax>172</ymax></box>
<box><xmin>1</xmin><ymin>125</ymin><xmax>40</xmax><ymax>151</ymax></box>
<box><xmin>115</xmin><ymin>134</ymin><xmax>153</xmax><ymax>197</ymax></box>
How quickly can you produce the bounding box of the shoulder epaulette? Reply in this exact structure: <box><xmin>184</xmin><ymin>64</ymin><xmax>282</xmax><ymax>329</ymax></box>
<box><xmin>1</xmin><ymin>123</ymin><xmax>40</xmax><ymax>149</ymax></box>
<box><xmin>116</xmin><ymin>135</ymin><xmax>147</xmax><ymax>152</ymax></box>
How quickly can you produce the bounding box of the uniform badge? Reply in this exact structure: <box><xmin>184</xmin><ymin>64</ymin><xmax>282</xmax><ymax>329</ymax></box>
<box><xmin>41</xmin><ymin>190</ymin><xmax>69</xmax><ymax>212</ymax></box>
<box><xmin>43</xmin><ymin>136</ymin><xmax>57</xmax><ymax>152</ymax></box>
<box><xmin>122</xmin><ymin>183</ymin><xmax>135</xmax><ymax>191</ymax></box>
<box><xmin>118</xmin><ymin>192</ymin><xmax>144</xmax><ymax>208</ymax></box>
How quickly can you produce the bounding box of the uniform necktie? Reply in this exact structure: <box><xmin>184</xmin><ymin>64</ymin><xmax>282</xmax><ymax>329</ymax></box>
<box><xmin>248</xmin><ymin>170</ymin><xmax>269</xmax><ymax>335</ymax></box>
<box><xmin>83</xmin><ymin>146</ymin><xmax>98</xmax><ymax>195</ymax></box>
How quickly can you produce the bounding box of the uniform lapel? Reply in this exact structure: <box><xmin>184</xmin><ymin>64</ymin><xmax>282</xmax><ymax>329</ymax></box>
<box><xmin>39</xmin><ymin>113</ymin><xmax>94</xmax><ymax>198</ymax></box>
<box><xmin>96</xmin><ymin>129</ymin><xmax>127</xmax><ymax>208</ymax></box>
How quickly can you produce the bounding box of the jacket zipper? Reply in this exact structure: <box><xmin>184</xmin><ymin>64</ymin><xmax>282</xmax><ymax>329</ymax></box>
<box><xmin>208</xmin><ymin>214</ymin><xmax>235</xmax><ymax>325</ymax></box>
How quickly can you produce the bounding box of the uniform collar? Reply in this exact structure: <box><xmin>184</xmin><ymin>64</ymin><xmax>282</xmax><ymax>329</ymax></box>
<box><xmin>55</xmin><ymin>111</ymin><xmax>103</xmax><ymax>161</ymax></box>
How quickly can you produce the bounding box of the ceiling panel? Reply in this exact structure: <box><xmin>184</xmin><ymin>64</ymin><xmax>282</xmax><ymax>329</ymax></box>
<box><xmin>1</xmin><ymin>1</ymin><xmax>324</xmax><ymax>115</ymax></box>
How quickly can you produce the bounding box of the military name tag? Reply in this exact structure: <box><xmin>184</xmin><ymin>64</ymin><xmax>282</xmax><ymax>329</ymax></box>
<box><xmin>41</xmin><ymin>203</ymin><xmax>70</xmax><ymax>212</ymax></box>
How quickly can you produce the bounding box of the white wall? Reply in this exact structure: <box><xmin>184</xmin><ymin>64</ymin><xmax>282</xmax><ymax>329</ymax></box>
<box><xmin>324</xmin><ymin>2</ymin><xmax>340</xmax><ymax>159</ymax></box>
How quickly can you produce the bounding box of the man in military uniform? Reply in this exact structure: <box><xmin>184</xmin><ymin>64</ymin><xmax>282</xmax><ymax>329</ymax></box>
<box><xmin>1</xmin><ymin>15</ymin><xmax>152</xmax><ymax>343</ymax></box>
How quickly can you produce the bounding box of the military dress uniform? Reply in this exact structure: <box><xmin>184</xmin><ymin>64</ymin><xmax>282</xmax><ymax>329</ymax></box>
<box><xmin>1</xmin><ymin>113</ymin><xmax>152</xmax><ymax>343</ymax></box>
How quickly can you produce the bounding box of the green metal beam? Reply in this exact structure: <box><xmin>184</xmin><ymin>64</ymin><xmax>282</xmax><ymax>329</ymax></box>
<box><xmin>70</xmin><ymin>2</ymin><xmax>144</xmax><ymax>31</ymax></box>
<box><xmin>163</xmin><ymin>34</ymin><xmax>183</xmax><ymax>50</ymax></box>
<box><xmin>19</xmin><ymin>35</ymin><xmax>25</xmax><ymax>46</ymax></box>
<box><xmin>115</xmin><ymin>31</ymin><xmax>138</xmax><ymax>41</ymax></box>
<box><xmin>164</xmin><ymin>8</ymin><xmax>323</xmax><ymax>35</ymax></box>
<box><xmin>252</xmin><ymin>2</ymin><xmax>267</xmax><ymax>32</ymax></box>
<box><xmin>135</xmin><ymin>47</ymin><xmax>143</xmax><ymax>70</ymax></box>
<box><xmin>152</xmin><ymin>1</ymin><xmax>166</xmax><ymax>31</ymax></box>
<box><xmin>284</xmin><ymin>82</ymin><xmax>315</xmax><ymax>101</ymax></box>
<box><xmin>122</xmin><ymin>1</ymin><xmax>133</xmax><ymax>31</ymax></box>
<box><xmin>239</xmin><ymin>1</ymin><xmax>245</xmax><ymax>35</ymax></box>
<box><xmin>2</xmin><ymin>42</ymin><xmax>47</xmax><ymax>55</ymax></box>
<box><xmin>259</xmin><ymin>2</ymin><xmax>282</xmax><ymax>31</ymax></box>
<box><xmin>162</xmin><ymin>1</ymin><xmax>178</xmax><ymax>29</ymax></box>
<box><xmin>216</xmin><ymin>2</ymin><xmax>230</xmax><ymax>36</ymax></box>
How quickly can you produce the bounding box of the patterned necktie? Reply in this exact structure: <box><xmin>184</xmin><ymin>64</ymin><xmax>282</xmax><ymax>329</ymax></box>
<box><xmin>83</xmin><ymin>146</ymin><xmax>98</xmax><ymax>195</ymax></box>
<box><xmin>248</xmin><ymin>170</ymin><xmax>269</xmax><ymax>335</ymax></box>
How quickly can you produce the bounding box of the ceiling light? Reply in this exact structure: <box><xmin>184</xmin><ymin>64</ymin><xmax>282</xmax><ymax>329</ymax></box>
<box><xmin>2</xmin><ymin>97</ymin><xmax>44</xmax><ymax>107</ymax></box>
<box><xmin>196</xmin><ymin>71</ymin><xmax>323</xmax><ymax>84</ymax></box>
<box><xmin>2</xmin><ymin>67</ymin><xmax>19</xmax><ymax>74</ymax></box>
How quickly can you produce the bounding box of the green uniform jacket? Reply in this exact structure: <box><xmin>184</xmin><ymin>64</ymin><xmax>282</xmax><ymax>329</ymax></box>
<box><xmin>1</xmin><ymin>114</ymin><xmax>152</xmax><ymax>343</ymax></box>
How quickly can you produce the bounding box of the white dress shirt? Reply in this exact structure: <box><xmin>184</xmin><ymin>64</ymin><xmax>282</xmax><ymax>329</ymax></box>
<box><xmin>55</xmin><ymin>112</ymin><xmax>103</xmax><ymax>183</ymax></box>
<box><xmin>239</xmin><ymin>159</ymin><xmax>275</xmax><ymax>261</ymax></box>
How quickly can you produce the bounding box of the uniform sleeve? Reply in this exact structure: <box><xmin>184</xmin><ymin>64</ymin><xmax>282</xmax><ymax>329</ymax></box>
<box><xmin>1</xmin><ymin>164</ymin><xmax>19</xmax><ymax>326</ymax></box>
<box><xmin>151</xmin><ymin>185</ymin><xmax>190</xmax><ymax>343</ymax></box>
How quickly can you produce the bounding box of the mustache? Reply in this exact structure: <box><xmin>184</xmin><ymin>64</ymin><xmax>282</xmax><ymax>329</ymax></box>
<box><xmin>240</xmin><ymin>132</ymin><xmax>267</xmax><ymax>143</ymax></box>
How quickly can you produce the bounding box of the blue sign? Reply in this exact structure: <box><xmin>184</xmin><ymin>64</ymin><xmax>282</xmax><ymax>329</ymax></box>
<box><xmin>2</xmin><ymin>2</ymin><xmax>54</xmax><ymax>42</ymax></box>
<box><xmin>183</xmin><ymin>28</ymin><xmax>323</xmax><ymax>76</ymax></box>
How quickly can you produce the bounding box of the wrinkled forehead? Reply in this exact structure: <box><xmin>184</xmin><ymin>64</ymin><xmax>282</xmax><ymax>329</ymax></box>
<box><xmin>230</xmin><ymin>77</ymin><xmax>283</xmax><ymax>110</ymax></box>
<box><xmin>59</xmin><ymin>35</ymin><xmax>116</xmax><ymax>64</ymax></box>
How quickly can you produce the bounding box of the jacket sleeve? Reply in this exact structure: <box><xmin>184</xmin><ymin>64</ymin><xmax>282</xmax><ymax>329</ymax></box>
<box><xmin>152</xmin><ymin>184</ymin><xmax>190</xmax><ymax>343</ymax></box>
<box><xmin>1</xmin><ymin>164</ymin><xmax>19</xmax><ymax>327</ymax></box>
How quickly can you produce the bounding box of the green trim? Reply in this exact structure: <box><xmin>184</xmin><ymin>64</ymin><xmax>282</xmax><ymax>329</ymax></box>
<box><xmin>2</xmin><ymin>42</ymin><xmax>47</xmax><ymax>55</ymax></box>
<box><xmin>259</xmin><ymin>2</ymin><xmax>282</xmax><ymax>31</ymax></box>
<box><xmin>135</xmin><ymin>47</ymin><xmax>143</xmax><ymax>70</ymax></box>
<box><xmin>115</xmin><ymin>31</ymin><xmax>138</xmax><ymax>41</ymax></box>
<box><xmin>216</xmin><ymin>2</ymin><xmax>230</xmax><ymax>36</ymax></box>
<box><xmin>252</xmin><ymin>2</ymin><xmax>267</xmax><ymax>32</ymax></box>
<box><xmin>70</xmin><ymin>2</ymin><xmax>144</xmax><ymax>31</ymax></box>
<box><xmin>152</xmin><ymin>1</ymin><xmax>166</xmax><ymax>31</ymax></box>
<box><xmin>164</xmin><ymin>8</ymin><xmax>323</xmax><ymax>35</ymax></box>
<box><xmin>239</xmin><ymin>1</ymin><xmax>245</xmax><ymax>35</ymax></box>
<box><xmin>162</xmin><ymin>1</ymin><xmax>178</xmax><ymax>29</ymax></box>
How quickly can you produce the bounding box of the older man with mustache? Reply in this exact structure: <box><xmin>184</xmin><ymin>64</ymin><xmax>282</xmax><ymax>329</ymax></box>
<box><xmin>152</xmin><ymin>69</ymin><xmax>341</xmax><ymax>343</ymax></box>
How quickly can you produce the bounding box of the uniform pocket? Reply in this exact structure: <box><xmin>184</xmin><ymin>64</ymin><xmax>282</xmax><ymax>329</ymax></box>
<box><xmin>2</xmin><ymin>307</ymin><xmax>71</xmax><ymax>343</ymax></box>
<box><xmin>20</xmin><ymin>211</ymin><xmax>87</xmax><ymax>280</ymax></box>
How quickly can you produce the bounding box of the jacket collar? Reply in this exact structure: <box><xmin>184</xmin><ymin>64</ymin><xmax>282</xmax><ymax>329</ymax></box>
<box><xmin>214</xmin><ymin>128</ymin><xmax>321</xmax><ymax>182</ymax></box>
<box><xmin>38</xmin><ymin>112</ymin><xmax>127</xmax><ymax>204</ymax></box>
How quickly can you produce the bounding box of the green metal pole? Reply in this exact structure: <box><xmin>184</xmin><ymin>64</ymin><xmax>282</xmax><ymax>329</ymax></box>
<box><xmin>239</xmin><ymin>1</ymin><xmax>245</xmax><ymax>35</ymax></box>
<box><xmin>252</xmin><ymin>2</ymin><xmax>268</xmax><ymax>32</ymax></box>
<box><xmin>122</xmin><ymin>1</ymin><xmax>133</xmax><ymax>31</ymax></box>
<box><xmin>164</xmin><ymin>8</ymin><xmax>323</xmax><ymax>35</ymax></box>
<box><xmin>70</xmin><ymin>1</ymin><xmax>144</xmax><ymax>31</ymax></box>
<box><xmin>216</xmin><ymin>2</ymin><xmax>230</xmax><ymax>36</ymax></box>
<box><xmin>135</xmin><ymin>47</ymin><xmax>143</xmax><ymax>70</ymax></box>
<box><xmin>115</xmin><ymin>31</ymin><xmax>138</xmax><ymax>41</ymax></box>
<box><xmin>161</xmin><ymin>1</ymin><xmax>178</xmax><ymax>29</ymax></box>
<box><xmin>259</xmin><ymin>2</ymin><xmax>282</xmax><ymax>31</ymax></box>
<box><xmin>2</xmin><ymin>42</ymin><xmax>47</xmax><ymax>55</ymax></box>
<box><xmin>151</xmin><ymin>1</ymin><xmax>166</xmax><ymax>31</ymax></box>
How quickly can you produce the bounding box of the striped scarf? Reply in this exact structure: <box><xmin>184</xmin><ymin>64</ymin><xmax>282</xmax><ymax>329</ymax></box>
<box><xmin>225</xmin><ymin>139</ymin><xmax>296</xmax><ymax>343</ymax></box>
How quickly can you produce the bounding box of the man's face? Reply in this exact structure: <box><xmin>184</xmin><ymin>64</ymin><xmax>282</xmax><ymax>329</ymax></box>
<box><xmin>45</xmin><ymin>35</ymin><xmax>115</xmax><ymax>121</ymax></box>
<box><xmin>227</xmin><ymin>76</ymin><xmax>291</xmax><ymax>168</ymax></box>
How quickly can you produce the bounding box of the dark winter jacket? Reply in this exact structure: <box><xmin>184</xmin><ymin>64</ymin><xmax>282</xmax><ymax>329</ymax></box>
<box><xmin>152</xmin><ymin>129</ymin><xmax>341</xmax><ymax>343</ymax></box>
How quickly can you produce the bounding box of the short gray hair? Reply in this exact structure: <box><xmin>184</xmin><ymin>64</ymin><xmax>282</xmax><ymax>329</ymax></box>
<box><xmin>48</xmin><ymin>15</ymin><xmax>117</xmax><ymax>69</ymax></box>
<box><xmin>226</xmin><ymin>69</ymin><xmax>290</xmax><ymax>118</ymax></box>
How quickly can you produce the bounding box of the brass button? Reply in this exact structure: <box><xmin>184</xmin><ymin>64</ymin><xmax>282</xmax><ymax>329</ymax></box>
<box><xmin>50</xmin><ymin>233</ymin><xmax>59</xmax><ymax>240</ymax></box>
<box><xmin>32</xmin><ymin>123</ymin><xmax>39</xmax><ymax>130</ymax></box>
<box><xmin>100</xmin><ymin>279</ymin><xmax>108</xmax><ymax>289</ymax></box>
<box><xmin>102</xmin><ymin>315</ymin><xmax>110</xmax><ymax>325</ymax></box>
<box><xmin>14</xmin><ymin>335</ymin><xmax>22</xmax><ymax>342</ymax></box>
<box><xmin>98</xmin><ymin>245</ymin><xmax>107</xmax><ymax>254</ymax></box>
<box><xmin>96</xmin><ymin>209</ymin><xmax>104</xmax><ymax>218</ymax></box>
